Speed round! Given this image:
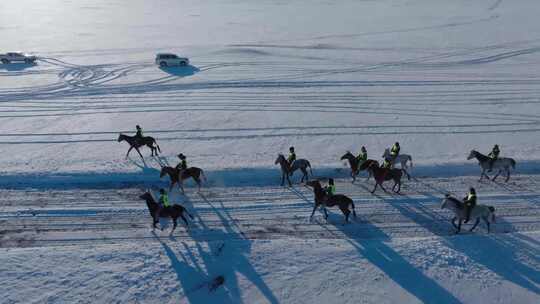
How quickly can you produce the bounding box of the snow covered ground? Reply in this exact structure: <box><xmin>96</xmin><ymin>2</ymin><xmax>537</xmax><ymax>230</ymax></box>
<box><xmin>1</xmin><ymin>0</ymin><xmax>540</xmax><ymax>303</ymax></box>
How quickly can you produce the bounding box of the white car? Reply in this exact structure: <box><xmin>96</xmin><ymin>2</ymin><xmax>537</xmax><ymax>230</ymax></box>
<box><xmin>155</xmin><ymin>53</ymin><xmax>189</xmax><ymax>67</ymax></box>
<box><xmin>0</xmin><ymin>52</ymin><xmax>37</xmax><ymax>64</ymax></box>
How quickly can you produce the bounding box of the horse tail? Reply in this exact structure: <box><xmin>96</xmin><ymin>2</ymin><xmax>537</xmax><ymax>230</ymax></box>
<box><xmin>408</xmin><ymin>155</ymin><xmax>413</xmax><ymax>167</ymax></box>
<box><xmin>488</xmin><ymin>206</ymin><xmax>496</xmax><ymax>223</ymax></box>
<box><xmin>511</xmin><ymin>159</ymin><xmax>516</xmax><ymax>169</ymax></box>
<box><xmin>350</xmin><ymin>200</ymin><xmax>356</xmax><ymax>218</ymax></box>
<box><xmin>307</xmin><ymin>160</ymin><xmax>313</xmax><ymax>176</ymax></box>
<box><xmin>401</xmin><ymin>169</ymin><xmax>410</xmax><ymax>181</ymax></box>
<box><xmin>200</xmin><ymin>169</ymin><xmax>207</xmax><ymax>182</ymax></box>
<box><xmin>186</xmin><ymin>209</ymin><xmax>194</xmax><ymax>220</ymax></box>
<box><xmin>153</xmin><ymin>139</ymin><xmax>161</xmax><ymax>153</ymax></box>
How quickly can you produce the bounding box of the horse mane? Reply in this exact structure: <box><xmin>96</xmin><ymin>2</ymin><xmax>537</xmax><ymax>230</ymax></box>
<box><xmin>446</xmin><ymin>195</ymin><xmax>462</xmax><ymax>205</ymax></box>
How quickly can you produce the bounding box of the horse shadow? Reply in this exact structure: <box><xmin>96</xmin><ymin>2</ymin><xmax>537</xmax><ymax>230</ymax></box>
<box><xmin>157</xmin><ymin>193</ymin><xmax>279</xmax><ymax>304</ymax></box>
<box><xmin>378</xmin><ymin>189</ymin><xmax>540</xmax><ymax>296</ymax></box>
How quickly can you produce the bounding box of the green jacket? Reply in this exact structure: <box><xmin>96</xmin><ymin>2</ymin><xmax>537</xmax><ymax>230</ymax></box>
<box><xmin>391</xmin><ymin>145</ymin><xmax>400</xmax><ymax>156</ymax></box>
<box><xmin>326</xmin><ymin>185</ymin><xmax>336</xmax><ymax>196</ymax></box>
<box><xmin>382</xmin><ymin>159</ymin><xmax>392</xmax><ymax>169</ymax></box>
<box><xmin>288</xmin><ymin>153</ymin><xmax>296</xmax><ymax>163</ymax></box>
<box><xmin>136</xmin><ymin>128</ymin><xmax>143</xmax><ymax>138</ymax></box>
<box><xmin>357</xmin><ymin>152</ymin><xmax>367</xmax><ymax>163</ymax></box>
<box><xmin>176</xmin><ymin>160</ymin><xmax>187</xmax><ymax>170</ymax></box>
<box><xmin>464</xmin><ymin>193</ymin><xmax>476</xmax><ymax>207</ymax></box>
<box><xmin>159</xmin><ymin>193</ymin><xmax>170</xmax><ymax>207</ymax></box>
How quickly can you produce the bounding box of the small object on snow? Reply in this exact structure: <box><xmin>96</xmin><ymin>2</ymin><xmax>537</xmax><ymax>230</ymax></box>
<box><xmin>208</xmin><ymin>275</ymin><xmax>225</xmax><ymax>292</ymax></box>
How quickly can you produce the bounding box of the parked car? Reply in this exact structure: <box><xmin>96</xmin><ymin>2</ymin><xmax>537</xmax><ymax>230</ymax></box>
<box><xmin>0</xmin><ymin>52</ymin><xmax>37</xmax><ymax>64</ymax></box>
<box><xmin>155</xmin><ymin>53</ymin><xmax>189</xmax><ymax>67</ymax></box>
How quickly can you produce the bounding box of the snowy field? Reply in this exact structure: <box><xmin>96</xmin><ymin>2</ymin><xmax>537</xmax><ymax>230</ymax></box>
<box><xmin>1</xmin><ymin>0</ymin><xmax>540</xmax><ymax>303</ymax></box>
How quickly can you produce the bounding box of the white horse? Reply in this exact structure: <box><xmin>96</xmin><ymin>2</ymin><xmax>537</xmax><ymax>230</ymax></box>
<box><xmin>441</xmin><ymin>194</ymin><xmax>496</xmax><ymax>233</ymax></box>
<box><xmin>275</xmin><ymin>154</ymin><xmax>313</xmax><ymax>186</ymax></box>
<box><xmin>467</xmin><ymin>150</ymin><xmax>516</xmax><ymax>182</ymax></box>
<box><xmin>382</xmin><ymin>148</ymin><xmax>413</xmax><ymax>172</ymax></box>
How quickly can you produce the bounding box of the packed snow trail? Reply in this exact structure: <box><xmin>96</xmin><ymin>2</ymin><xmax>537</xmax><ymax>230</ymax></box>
<box><xmin>2</xmin><ymin>175</ymin><xmax>540</xmax><ymax>248</ymax></box>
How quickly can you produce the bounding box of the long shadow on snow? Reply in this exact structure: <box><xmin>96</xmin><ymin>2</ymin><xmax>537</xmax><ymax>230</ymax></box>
<box><xmin>371</xmin><ymin>185</ymin><xmax>540</xmax><ymax>295</ymax></box>
<box><xmin>157</xmin><ymin>193</ymin><xmax>279</xmax><ymax>304</ymax></box>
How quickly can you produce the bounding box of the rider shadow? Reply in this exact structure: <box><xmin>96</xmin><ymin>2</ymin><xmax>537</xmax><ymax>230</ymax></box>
<box><xmin>161</xmin><ymin>193</ymin><xmax>279</xmax><ymax>304</ymax></box>
<box><xmin>377</xmin><ymin>190</ymin><xmax>540</xmax><ymax>296</ymax></box>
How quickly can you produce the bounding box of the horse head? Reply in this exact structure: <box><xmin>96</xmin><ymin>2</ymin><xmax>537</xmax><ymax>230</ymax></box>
<box><xmin>306</xmin><ymin>179</ymin><xmax>321</xmax><ymax>189</ymax></box>
<box><xmin>382</xmin><ymin>148</ymin><xmax>390</xmax><ymax>158</ymax></box>
<box><xmin>275</xmin><ymin>154</ymin><xmax>284</xmax><ymax>165</ymax></box>
<box><xmin>467</xmin><ymin>150</ymin><xmax>477</xmax><ymax>160</ymax></box>
<box><xmin>117</xmin><ymin>134</ymin><xmax>124</xmax><ymax>142</ymax></box>
<box><xmin>159</xmin><ymin>166</ymin><xmax>167</xmax><ymax>178</ymax></box>
<box><xmin>340</xmin><ymin>151</ymin><xmax>353</xmax><ymax>161</ymax></box>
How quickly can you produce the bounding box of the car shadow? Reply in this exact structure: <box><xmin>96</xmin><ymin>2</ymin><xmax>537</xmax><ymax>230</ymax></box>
<box><xmin>0</xmin><ymin>62</ymin><xmax>37</xmax><ymax>71</ymax></box>
<box><xmin>159</xmin><ymin>64</ymin><xmax>199</xmax><ymax>77</ymax></box>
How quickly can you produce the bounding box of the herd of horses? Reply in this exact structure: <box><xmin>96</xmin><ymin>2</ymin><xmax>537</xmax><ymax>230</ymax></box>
<box><xmin>118</xmin><ymin>133</ymin><xmax>517</xmax><ymax>234</ymax></box>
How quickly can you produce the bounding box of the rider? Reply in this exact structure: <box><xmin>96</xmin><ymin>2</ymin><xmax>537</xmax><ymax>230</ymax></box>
<box><xmin>155</xmin><ymin>188</ymin><xmax>170</xmax><ymax>221</ymax></box>
<box><xmin>382</xmin><ymin>158</ymin><xmax>392</xmax><ymax>169</ymax></box>
<box><xmin>325</xmin><ymin>178</ymin><xmax>336</xmax><ymax>197</ymax></box>
<box><xmin>390</xmin><ymin>142</ymin><xmax>400</xmax><ymax>160</ymax></box>
<box><xmin>357</xmin><ymin>146</ymin><xmax>367</xmax><ymax>167</ymax></box>
<box><xmin>287</xmin><ymin>146</ymin><xmax>296</xmax><ymax>166</ymax></box>
<box><xmin>135</xmin><ymin>125</ymin><xmax>144</xmax><ymax>144</ymax></box>
<box><xmin>463</xmin><ymin>187</ymin><xmax>477</xmax><ymax>223</ymax></box>
<box><xmin>487</xmin><ymin>144</ymin><xmax>500</xmax><ymax>172</ymax></box>
<box><xmin>176</xmin><ymin>153</ymin><xmax>188</xmax><ymax>177</ymax></box>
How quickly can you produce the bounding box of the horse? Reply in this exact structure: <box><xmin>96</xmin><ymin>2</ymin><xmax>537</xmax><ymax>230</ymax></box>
<box><xmin>274</xmin><ymin>154</ymin><xmax>313</xmax><ymax>186</ymax></box>
<box><xmin>340</xmin><ymin>151</ymin><xmax>379</xmax><ymax>182</ymax></box>
<box><xmin>441</xmin><ymin>194</ymin><xmax>496</xmax><ymax>233</ymax></box>
<box><xmin>382</xmin><ymin>148</ymin><xmax>413</xmax><ymax>175</ymax></box>
<box><xmin>139</xmin><ymin>191</ymin><xmax>193</xmax><ymax>233</ymax></box>
<box><xmin>467</xmin><ymin>150</ymin><xmax>516</xmax><ymax>182</ymax></box>
<box><xmin>117</xmin><ymin>133</ymin><xmax>161</xmax><ymax>160</ymax></box>
<box><xmin>306</xmin><ymin>180</ymin><xmax>356</xmax><ymax>223</ymax></box>
<box><xmin>367</xmin><ymin>163</ymin><xmax>408</xmax><ymax>194</ymax></box>
<box><xmin>159</xmin><ymin>166</ymin><xmax>206</xmax><ymax>194</ymax></box>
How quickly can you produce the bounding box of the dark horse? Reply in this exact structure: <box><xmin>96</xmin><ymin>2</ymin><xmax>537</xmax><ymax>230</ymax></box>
<box><xmin>117</xmin><ymin>133</ymin><xmax>161</xmax><ymax>160</ymax></box>
<box><xmin>340</xmin><ymin>151</ymin><xmax>379</xmax><ymax>182</ymax></box>
<box><xmin>306</xmin><ymin>180</ymin><xmax>356</xmax><ymax>223</ymax></box>
<box><xmin>368</xmin><ymin>163</ymin><xmax>409</xmax><ymax>194</ymax></box>
<box><xmin>139</xmin><ymin>191</ymin><xmax>193</xmax><ymax>232</ymax></box>
<box><xmin>160</xmin><ymin>166</ymin><xmax>206</xmax><ymax>194</ymax></box>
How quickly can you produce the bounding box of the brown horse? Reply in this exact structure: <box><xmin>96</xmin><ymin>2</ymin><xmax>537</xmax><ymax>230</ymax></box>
<box><xmin>340</xmin><ymin>151</ymin><xmax>379</xmax><ymax>182</ymax></box>
<box><xmin>306</xmin><ymin>180</ymin><xmax>356</xmax><ymax>223</ymax></box>
<box><xmin>159</xmin><ymin>166</ymin><xmax>206</xmax><ymax>194</ymax></box>
<box><xmin>139</xmin><ymin>191</ymin><xmax>193</xmax><ymax>232</ymax></box>
<box><xmin>367</xmin><ymin>163</ymin><xmax>409</xmax><ymax>194</ymax></box>
<box><xmin>117</xmin><ymin>133</ymin><xmax>161</xmax><ymax>160</ymax></box>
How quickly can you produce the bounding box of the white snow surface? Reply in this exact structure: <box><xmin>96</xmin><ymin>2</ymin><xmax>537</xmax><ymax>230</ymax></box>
<box><xmin>1</xmin><ymin>0</ymin><xmax>540</xmax><ymax>303</ymax></box>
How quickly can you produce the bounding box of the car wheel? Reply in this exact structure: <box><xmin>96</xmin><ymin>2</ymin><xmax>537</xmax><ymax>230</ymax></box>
<box><xmin>160</xmin><ymin>61</ymin><xmax>167</xmax><ymax>67</ymax></box>
<box><xmin>180</xmin><ymin>61</ymin><xmax>187</xmax><ymax>66</ymax></box>
<box><xmin>1</xmin><ymin>59</ymin><xmax>9</xmax><ymax>64</ymax></box>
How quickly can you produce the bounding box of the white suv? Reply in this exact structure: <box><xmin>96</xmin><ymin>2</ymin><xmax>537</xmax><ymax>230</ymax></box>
<box><xmin>0</xmin><ymin>52</ymin><xmax>37</xmax><ymax>64</ymax></box>
<box><xmin>155</xmin><ymin>53</ymin><xmax>189</xmax><ymax>67</ymax></box>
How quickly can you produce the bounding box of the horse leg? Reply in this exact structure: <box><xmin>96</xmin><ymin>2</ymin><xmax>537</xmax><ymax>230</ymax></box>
<box><xmin>456</xmin><ymin>219</ymin><xmax>462</xmax><ymax>234</ymax></box>
<box><xmin>194</xmin><ymin>177</ymin><xmax>201</xmax><ymax>192</ymax></box>
<box><xmin>280</xmin><ymin>172</ymin><xmax>285</xmax><ymax>186</ymax></box>
<box><xmin>125</xmin><ymin>146</ymin><xmax>134</xmax><ymax>159</ymax></box>
<box><xmin>492</xmin><ymin>170</ymin><xmax>501</xmax><ymax>181</ymax></box>
<box><xmin>380</xmin><ymin>182</ymin><xmax>388</xmax><ymax>193</ymax></box>
<box><xmin>300</xmin><ymin>168</ymin><xmax>307</xmax><ymax>183</ymax></box>
<box><xmin>179</xmin><ymin>181</ymin><xmax>185</xmax><ymax>194</ymax></box>
<box><xmin>371</xmin><ymin>182</ymin><xmax>378</xmax><ymax>193</ymax></box>
<box><xmin>451</xmin><ymin>217</ymin><xmax>458</xmax><ymax>230</ymax></box>
<box><xmin>135</xmin><ymin>147</ymin><xmax>144</xmax><ymax>161</ymax></box>
<box><xmin>341</xmin><ymin>207</ymin><xmax>350</xmax><ymax>223</ymax></box>
<box><xmin>310</xmin><ymin>204</ymin><xmax>319</xmax><ymax>220</ymax></box>
<box><xmin>505</xmin><ymin>168</ymin><xmax>510</xmax><ymax>183</ymax></box>
<box><xmin>171</xmin><ymin>218</ymin><xmax>178</xmax><ymax>233</ymax></box>
<box><xmin>482</xmin><ymin>216</ymin><xmax>491</xmax><ymax>233</ymax></box>
<box><xmin>323</xmin><ymin>207</ymin><xmax>329</xmax><ymax>220</ymax></box>
<box><xmin>180</xmin><ymin>213</ymin><xmax>189</xmax><ymax>227</ymax></box>
<box><xmin>286</xmin><ymin>172</ymin><xmax>292</xmax><ymax>187</ymax></box>
<box><xmin>469</xmin><ymin>218</ymin><xmax>480</xmax><ymax>232</ymax></box>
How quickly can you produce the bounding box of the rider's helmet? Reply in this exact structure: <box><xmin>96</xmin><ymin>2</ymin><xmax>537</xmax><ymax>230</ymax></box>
<box><xmin>159</xmin><ymin>188</ymin><xmax>165</xmax><ymax>194</ymax></box>
<box><xmin>361</xmin><ymin>146</ymin><xmax>367</xmax><ymax>152</ymax></box>
<box><xmin>136</xmin><ymin>125</ymin><xmax>141</xmax><ymax>129</ymax></box>
<box><xmin>395</xmin><ymin>142</ymin><xmax>400</xmax><ymax>146</ymax></box>
<box><xmin>289</xmin><ymin>146</ymin><xmax>295</xmax><ymax>152</ymax></box>
<box><xmin>469</xmin><ymin>187</ymin><xmax>476</xmax><ymax>194</ymax></box>
<box><xmin>178</xmin><ymin>153</ymin><xmax>185</xmax><ymax>159</ymax></box>
<box><xmin>494</xmin><ymin>144</ymin><xmax>499</xmax><ymax>148</ymax></box>
<box><xmin>328</xmin><ymin>178</ymin><xmax>334</xmax><ymax>185</ymax></box>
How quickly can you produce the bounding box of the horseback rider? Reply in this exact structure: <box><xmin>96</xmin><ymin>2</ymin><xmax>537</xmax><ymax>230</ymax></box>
<box><xmin>390</xmin><ymin>142</ymin><xmax>400</xmax><ymax>160</ymax></box>
<box><xmin>155</xmin><ymin>188</ymin><xmax>170</xmax><ymax>221</ymax></box>
<box><xmin>357</xmin><ymin>146</ymin><xmax>367</xmax><ymax>167</ymax></box>
<box><xmin>134</xmin><ymin>125</ymin><xmax>144</xmax><ymax>144</ymax></box>
<box><xmin>176</xmin><ymin>153</ymin><xmax>188</xmax><ymax>178</ymax></box>
<box><xmin>325</xmin><ymin>178</ymin><xmax>336</xmax><ymax>197</ymax></box>
<box><xmin>463</xmin><ymin>187</ymin><xmax>477</xmax><ymax>223</ymax></box>
<box><xmin>487</xmin><ymin>144</ymin><xmax>500</xmax><ymax>172</ymax></box>
<box><xmin>287</xmin><ymin>146</ymin><xmax>296</xmax><ymax>166</ymax></box>
<box><xmin>382</xmin><ymin>158</ymin><xmax>392</xmax><ymax>169</ymax></box>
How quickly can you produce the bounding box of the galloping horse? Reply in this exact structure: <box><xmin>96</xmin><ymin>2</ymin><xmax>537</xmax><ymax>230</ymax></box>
<box><xmin>340</xmin><ymin>151</ymin><xmax>379</xmax><ymax>182</ymax></box>
<box><xmin>117</xmin><ymin>133</ymin><xmax>161</xmax><ymax>160</ymax></box>
<box><xmin>306</xmin><ymin>180</ymin><xmax>356</xmax><ymax>223</ymax></box>
<box><xmin>275</xmin><ymin>154</ymin><xmax>313</xmax><ymax>186</ymax></box>
<box><xmin>159</xmin><ymin>166</ymin><xmax>206</xmax><ymax>194</ymax></box>
<box><xmin>368</xmin><ymin>163</ymin><xmax>408</xmax><ymax>194</ymax></box>
<box><xmin>441</xmin><ymin>194</ymin><xmax>496</xmax><ymax>233</ymax></box>
<box><xmin>467</xmin><ymin>150</ymin><xmax>516</xmax><ymax>182</ymax></box>
<box><xmin>382</xmin><ymin>148</ymin><xmax>413</xmax><ymax>175</ymax></box>
<box><xmin>139</xmin><ymin>191</ymin><xmax>193</xmax><ymax>233</ymax></box>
